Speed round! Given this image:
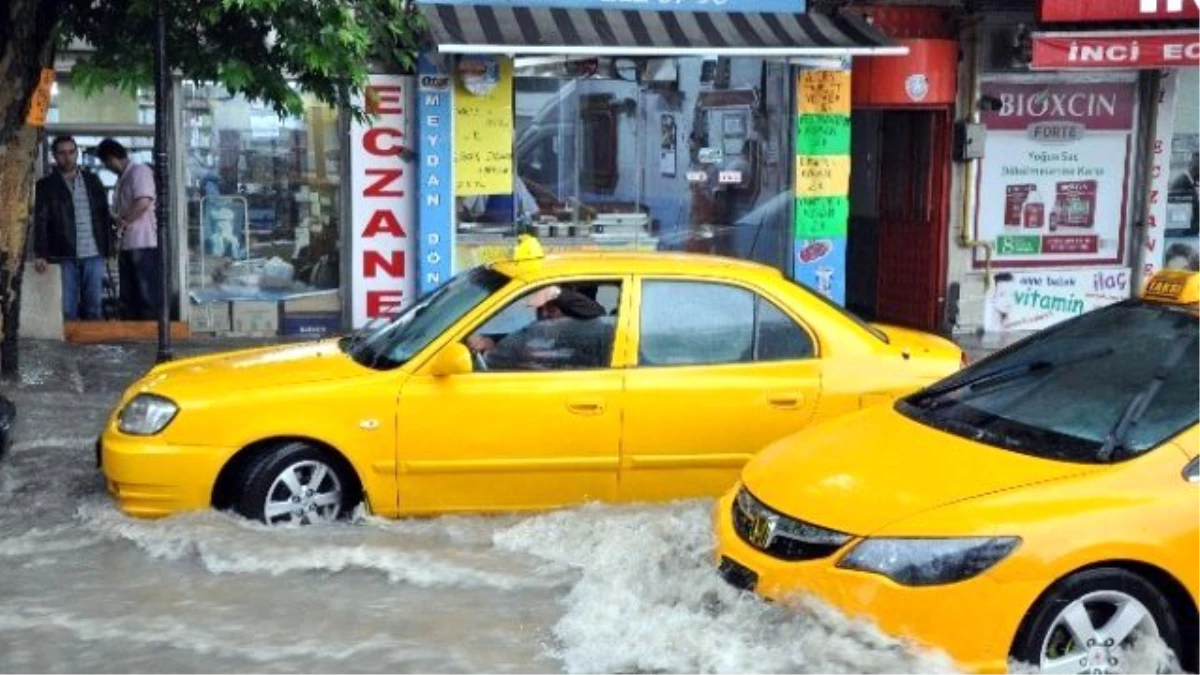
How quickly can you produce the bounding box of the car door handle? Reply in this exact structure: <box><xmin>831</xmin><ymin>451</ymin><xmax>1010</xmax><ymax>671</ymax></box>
<box><xmin>767</xmin><ymin>392</ymin><xmax>804</xmax><ymax>409</ymax></box>
<box><xmin>567</xmin><ymin>398</ymin><xmax>606</xmax><ymax>415</ymax></box>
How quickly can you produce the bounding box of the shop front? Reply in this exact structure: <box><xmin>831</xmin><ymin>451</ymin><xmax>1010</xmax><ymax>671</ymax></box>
<box><xmin>399</xmin><ymin>0</ymin><xmax>905</xmax><ymax>318</ymax></box>
<box><xmin>962</xmin><ymin>0</ymin><xmax>1199</xmax><ymax>335</ymax></box>
<box><xmin>29</xmin><ymin>68</ymin><xmax>348</xmax><ymax>341</ymax></box>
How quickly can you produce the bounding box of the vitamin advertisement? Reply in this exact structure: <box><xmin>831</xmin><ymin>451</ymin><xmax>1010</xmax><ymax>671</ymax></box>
<box><xmin>972</xmin><ymin>78</ymin><xmax>1136</xmax><ymax>267</ymax></box>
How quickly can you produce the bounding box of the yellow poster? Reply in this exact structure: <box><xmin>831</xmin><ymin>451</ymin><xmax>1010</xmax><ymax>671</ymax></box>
<box><xmin>795</xmin><ymin>155</ymin><xmax>851</xmax><ymax>198</ymax></box>
<box><xmin>798</xmin><ymin>70</ymin><xmax>851</xmax><ymax>116</ymax></box>
<box><xmin>25</xmin><ymin>68</ymin><xmax>55</xmax><ymax>127</ymax></box>
<box><xmin>454</xmin><ymin>57</ymin><xmax>514</xmax><ymax>196</ymax></box>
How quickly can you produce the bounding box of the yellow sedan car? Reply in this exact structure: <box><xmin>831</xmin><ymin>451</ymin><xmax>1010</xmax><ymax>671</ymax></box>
<box><xmin>714</xmin><ymin>269</ymin><xmax>1199</xmax><ymax>674</ymax></box>
<box><xmin>100</xmin><ymin>246</ymin><xmax>962</xmax><ymax>524</ymax></box>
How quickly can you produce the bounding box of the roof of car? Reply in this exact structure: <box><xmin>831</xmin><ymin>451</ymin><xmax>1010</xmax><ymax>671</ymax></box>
<box><xmin>489</xmin><ymin>251</ymin><xmax>785</xmax><ymax>283</ymax></box>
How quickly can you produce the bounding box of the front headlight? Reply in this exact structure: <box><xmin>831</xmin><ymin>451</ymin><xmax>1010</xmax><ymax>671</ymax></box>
<box><xmin>836</xmin><ymin>537</ymin><xmax>1020</xmax><ymax>586</ymax></box>
<box><xmin>117</xmin><ymin>394</ymin><xmax>179</xmax><ymax>436</ymax></box>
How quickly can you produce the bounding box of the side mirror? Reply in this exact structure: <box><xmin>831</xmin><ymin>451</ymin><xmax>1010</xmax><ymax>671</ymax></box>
<box><xmin>430</xmin><ymin>343</ymin><xmax>474</xmax><ymax>377</ymax></box>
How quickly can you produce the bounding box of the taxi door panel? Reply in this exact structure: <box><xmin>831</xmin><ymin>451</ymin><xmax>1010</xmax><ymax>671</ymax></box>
<box><xmin>619</xmin><ymin>277</ymin><xmax>822</xmax><ymax>502</ymax></box>
<box><xmin>394</xmin><ymin>276</ymin><xmax>631</xmax><ymax>514</ymax></box>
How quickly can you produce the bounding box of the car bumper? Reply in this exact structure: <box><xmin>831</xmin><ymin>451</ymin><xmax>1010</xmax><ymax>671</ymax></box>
<box><xmin>99</xmin><ymin>431</ymin><xmax>231</xmax><ymax>519</ymax></box>
<box><xmin>712</xmin><ymin>488</ymin><xmax>1023</xmax><ymax>674</ymax></box>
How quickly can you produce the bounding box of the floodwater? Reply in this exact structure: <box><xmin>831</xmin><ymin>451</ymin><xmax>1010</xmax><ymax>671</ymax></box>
<box><xmin>0</xmin><ymin>340</ymin><xmax>1181</xmax><ymax>673</ymax></box>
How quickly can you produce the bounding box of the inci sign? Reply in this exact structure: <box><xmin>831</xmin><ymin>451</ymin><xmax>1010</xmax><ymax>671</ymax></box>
<box><xmin>350</xmin><ymin>75</ymin><xmax>417</xmax><ymax>328</ymax></box>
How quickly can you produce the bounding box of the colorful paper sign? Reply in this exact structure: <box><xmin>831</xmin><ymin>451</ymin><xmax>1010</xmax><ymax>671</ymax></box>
<box><xmin>418</xmin><ymin>52</ymin><xmax>456</xmax><ymax>295</ymax></box>
<box><xmin>793</xmin><ymin>63</ymin><xmax>851</xmax><ymax>305</ymax></box>
<box><xmin>454</xmin><ymin>57</ymin><xmax>514</xmax><ymax>196</ymax></box>
<box><xmin>797</xmin><ymin>115</ymin><xmax>851</xmax><ymax>156</ymax></box>
<box><xmin>795</xmin><ymin>196</ymin><xmax>849</xmax><ymax>238</ymax></box>
<box><xmin>795</xmin><ymin>155</ymin><xmax>851</xmax><ymax>197</ymax></box>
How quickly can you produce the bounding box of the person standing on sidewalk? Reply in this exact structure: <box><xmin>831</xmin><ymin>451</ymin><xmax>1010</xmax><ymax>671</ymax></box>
<box><xmin>32</xmin><ymin>136</ymin><xmax>115</xmax><ymax>321</ymax></box>
<box><xmin>97</xmin><ymin>138</ymin><xmax>161</xmax><ymax>320</ymax></box>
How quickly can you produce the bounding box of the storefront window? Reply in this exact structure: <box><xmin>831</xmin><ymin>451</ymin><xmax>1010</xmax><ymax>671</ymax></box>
<box><xmin>182</xmin><ymin>83</ymin><xmax>343</xmax><ymax>335</ymax></box>
<box><xmin>1165</xmin><ymin>68</ymin><xmax>1199</xmax><ymax>271</ymax></box>
<box><xmin>454</xmin><ymin>57</ymin><xmax>793</xmax><ymax>272</ymax></box>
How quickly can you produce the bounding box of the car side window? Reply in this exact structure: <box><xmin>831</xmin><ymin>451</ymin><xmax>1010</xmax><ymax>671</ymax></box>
<box><xmin>638</xmin><ymin>280</ymin><xmax>813</xmax><ymax>367</ymax></box>
<box><xmin>755</xmin><ymin>297</ymin><xmax>815</xmax><ymax>361</ymax></box>
<box><xmin>468</xmin><ymin>280</ymin><xmax>622</xmax><ymax>372</ymax></box>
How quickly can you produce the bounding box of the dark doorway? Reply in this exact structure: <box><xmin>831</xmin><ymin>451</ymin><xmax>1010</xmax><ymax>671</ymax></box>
<box><xmin>847</xmin><ymin>108</ymin><xmax>951</xmax><ymax>333</ymax></box>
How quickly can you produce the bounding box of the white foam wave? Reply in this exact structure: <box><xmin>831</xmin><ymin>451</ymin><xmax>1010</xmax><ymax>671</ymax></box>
<box><xmin>494</xmin><ymin>500</ymin><xmax>958</xmax><ymax>674</ymax></box>
<box><xmin>0</xmin><ymin>525</ymin><xmax>103</xmax><ymax>557</ymax></box>
<box><xmin>0</xmin><ymin>608</ymin><xmax>439</xmax><ymax>664</ymax></box>
<box><xmin>77</xmin><ymin>500</ymin><xmax>562</xmax><ymax>591</ymax></box>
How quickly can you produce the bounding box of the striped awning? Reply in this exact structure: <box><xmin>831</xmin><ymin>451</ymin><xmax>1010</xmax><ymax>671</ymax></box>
<box><xmin>419</xmin><ymin>3</ymin><xmax>906</xmax><ymax>57</ymax></box>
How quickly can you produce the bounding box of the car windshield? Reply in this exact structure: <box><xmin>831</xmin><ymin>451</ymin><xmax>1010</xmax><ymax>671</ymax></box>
<box><xmin>341</xmin><ymin>267</ymin><xmax>508</xmax><ymax>370</ymax></box>
<box><xmin>899</xmin><ymin>299</ymin><xmax>1199</xmax><ymax>463</ymax></box>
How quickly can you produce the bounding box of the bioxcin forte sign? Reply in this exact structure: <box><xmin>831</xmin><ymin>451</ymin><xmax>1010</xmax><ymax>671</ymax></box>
<box><xmin>972</xmin><ymin>79</ymin><xmax>1137</xmax><ymax>268</ymax></box>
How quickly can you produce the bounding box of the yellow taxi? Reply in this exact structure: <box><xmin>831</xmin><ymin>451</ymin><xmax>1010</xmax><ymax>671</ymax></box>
<box><xmin>100</xmin><ymin>242</ymin><xmax>962</xmax><ymax>525</ymax></box>
<box><xmin>713</xmin><ymin>269</ymin><xmax>1200</xmax><ymax>674</ymax></box>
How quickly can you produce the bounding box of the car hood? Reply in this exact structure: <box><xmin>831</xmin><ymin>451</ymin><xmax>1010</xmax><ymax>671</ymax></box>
<box><xmin>136</xmin><ymin>339</ymin><xmax>370</xmax><ymax>399</ymax></box>
<box><xmin>741</xmin><ymin>404</ymin><xmax>1100</xmax><ymax>536</ymax></box>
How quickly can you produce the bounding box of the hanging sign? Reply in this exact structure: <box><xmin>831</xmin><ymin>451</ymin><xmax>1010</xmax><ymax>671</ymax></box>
<box><xmin>350</xmin><ymin>74</ymin><xmax>417</xmax><ymax>327</ymax></box>
<box><xmin>1038</xmin><ymin>0</ymin><xmax>1199</xmax><ymax>23</ymax></box>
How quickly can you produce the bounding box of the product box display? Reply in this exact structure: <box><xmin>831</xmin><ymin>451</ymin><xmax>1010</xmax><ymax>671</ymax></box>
<box><xmin>280</xmin><ymin>311</ymin><xmax>342</xmax><ymax>339</ymax></box>
<box><xmin>188</xmin><ymin>301</ymin><xmax>232</xmax><ymax>334</ymax></box>
<box><xmin>231</xmin><ymin>300</ymin><xmax>279</xmax><ymax>334</ymax></box>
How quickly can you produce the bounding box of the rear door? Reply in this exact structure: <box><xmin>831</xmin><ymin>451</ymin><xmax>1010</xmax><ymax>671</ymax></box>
<box><xmin>618</xmin><ymin>276</ymin><xmax>822</xmax><ymax>502</ymax></box>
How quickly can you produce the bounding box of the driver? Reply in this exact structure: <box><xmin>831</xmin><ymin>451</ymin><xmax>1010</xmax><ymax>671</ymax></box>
<box><xmin>466</xmin><ymin>285</ymin><xmax>607</xmax><ymax>369</ymax></box>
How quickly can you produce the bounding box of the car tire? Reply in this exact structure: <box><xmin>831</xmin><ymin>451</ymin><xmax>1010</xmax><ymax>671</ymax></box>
<box><xmin>1010</xmin><ymin>567</ymin><xmax>1184</xmax><ymax>674</ymax></box>
<box><xmin>234</xmin><ymin>441</ymin><xmax>360</xmax><ymax>526</ymax></box>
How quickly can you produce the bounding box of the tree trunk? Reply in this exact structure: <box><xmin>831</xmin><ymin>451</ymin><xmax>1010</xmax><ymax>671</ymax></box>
<box><xmin>0</xmin><ymin>0</ymin><xmax>63</xmax><ymax>379</ymax></box>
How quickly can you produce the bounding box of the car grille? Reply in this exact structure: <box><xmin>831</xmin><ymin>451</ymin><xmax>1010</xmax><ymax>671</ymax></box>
<box><xmin>732</xmin><ymin>487</ymin><xmax>852</xmax><ymax>562</ymax></box>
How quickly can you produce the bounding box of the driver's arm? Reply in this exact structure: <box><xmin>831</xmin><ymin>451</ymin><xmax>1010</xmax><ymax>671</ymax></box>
<box><xmin>466</xmin><ymin>334</ymin><xmax>495</xmax><ymax>353</ymax></box>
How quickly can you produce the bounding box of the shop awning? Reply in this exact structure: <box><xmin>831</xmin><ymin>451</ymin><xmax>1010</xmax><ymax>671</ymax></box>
<box><xmin>418</xmin><ymin>3</ymin><xmax>907</xmax><ymax>57</ymax></box>
<box><xmin>1031</xmin><ymin>28</ymin><xmax>1200</xmax><ymax>69</ymax></box>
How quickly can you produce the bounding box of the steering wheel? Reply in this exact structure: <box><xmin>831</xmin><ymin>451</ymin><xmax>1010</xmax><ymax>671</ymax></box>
<box><xmin>473</xmin><ymin>350</ymin><xmax>489</xmax><ymax>372</ymax></box>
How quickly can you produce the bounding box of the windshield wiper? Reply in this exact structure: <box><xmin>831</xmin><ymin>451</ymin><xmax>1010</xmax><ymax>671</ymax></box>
<box><xmin>1097</xmin><ymin>337</ymin><xmax>1194</xmax><ymax>461</ymax></box>
<box><xmin>912</xmin><ymin>346</ymin><xmax>1116</xmax><ymax>407</ymax></box>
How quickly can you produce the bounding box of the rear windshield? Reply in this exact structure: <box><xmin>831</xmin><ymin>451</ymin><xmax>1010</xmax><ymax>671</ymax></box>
<box><xmin>899</xmin><ymin>300</ymin><xmax>1198</xmax><ymax>463</ymax></box>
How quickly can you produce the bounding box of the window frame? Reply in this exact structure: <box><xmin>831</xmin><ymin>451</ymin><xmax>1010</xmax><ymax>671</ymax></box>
<box><xmin>454</xmin><ymin>275</ymin><xmax>633</xmax><ymax>374</ymax></box>
<box><xmin>632</xmin><ymin>276</ymin><xmax>820</xmax><ymax>369</ymax></box>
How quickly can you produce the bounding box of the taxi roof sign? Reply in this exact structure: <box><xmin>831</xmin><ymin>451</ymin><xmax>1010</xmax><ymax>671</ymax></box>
<box><xmin>511</xmin><ymin>234</ymin><xmax>545</xmax><ymax>262</ymax></box>
<box><xmin>1141</xmin><ymin>270</ymin><xmax>1199</xmax><ymax>305</ymax></box>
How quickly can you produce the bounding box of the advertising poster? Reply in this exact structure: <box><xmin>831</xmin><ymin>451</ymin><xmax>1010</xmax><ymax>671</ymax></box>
<box><xmin>201</xmin><ymin>196</ymin><xmax>248</xmax><ymax>259</ymax></box>
<box><xmin>984</xmin><ymin>267</ymin><xmax>1131</xmax><ymax>333</ymax></box>
<box><xmin>973</xmin><ymin>79</ymin><xmax>1137</xmax><ymax>268</ymax></box>
<box><xmin>1165</xmin><ymin>131</ymin><xmax>1199</xmax><ymax>271</ymax></box>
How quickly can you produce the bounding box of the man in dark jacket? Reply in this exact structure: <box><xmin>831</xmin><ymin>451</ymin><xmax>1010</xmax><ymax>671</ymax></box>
<box><xmin>33</xmin><ymin>136</ymin><xmax>115</xmax><ymax>320</ymax></box>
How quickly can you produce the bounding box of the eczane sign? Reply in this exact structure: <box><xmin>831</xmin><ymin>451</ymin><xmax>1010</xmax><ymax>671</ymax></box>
<box><xmin>350</xmin><ymin>75</ymin><xmax>417</xmax><ymax>328</ymax></box>
<box><xmin>1038</xmin><ymin>0</ymin><xmax>1199</xmax><ymax>22</ymax></box>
